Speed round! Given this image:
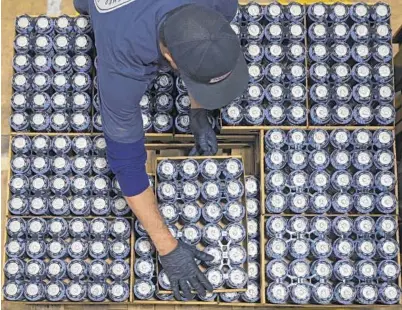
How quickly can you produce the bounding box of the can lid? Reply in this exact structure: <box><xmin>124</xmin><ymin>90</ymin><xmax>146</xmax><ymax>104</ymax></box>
<box><xmin>270</xmin><ymin>44</ymin><xmax>282</xmax><ymax>57</ymax></box>
<box><xmin>76</xmin><ymin>16</ymin><xmax>89</xmax><ymax>28</ymax></box>
<box><xmin>37</xmin><ymin>17</ymin><xmax>49</xmax><ymax>28</ymax></box>
<box><xmin>56</xmin><ymin>35</ymin><xmax>68</xmax><ymax>48</ymax></box>
<box><xmin>16</xmin><ymin>35</ymin><xmax>28</xmax><ymax>47</ymax></box>
<box><xmin>269</xmin><ymin>4</ymin><xmax>281</xmax><ymax>16</ymax></box>
<box><xmin>76</xmin><ymin>36</ymin><xmax>88</xmax><ymax>48</ymax></box>
<box><xmin>17</xmin><ymin>16</ymin><xmax>30</xmax><ymax>28</ymax></box>
<box><xmin>36</xmin><ymin>35</ymin><xmax>49</xmax><ymax>48</ymax></box>
<box><xmin>26</xmin><ymin>283</ymin><xmax>39</xmax><ymax>296</ymax></box>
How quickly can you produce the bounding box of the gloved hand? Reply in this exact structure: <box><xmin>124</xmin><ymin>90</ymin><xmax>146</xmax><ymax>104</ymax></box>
<box><xmin>159</xmin><ymin>240</ymin><xmax>214</xmax><ymax>300</ymax></box>
<box><xmin>189</xmin><ymin>109</ymin><xmax>218</xmax><ymax>156</ymax></box>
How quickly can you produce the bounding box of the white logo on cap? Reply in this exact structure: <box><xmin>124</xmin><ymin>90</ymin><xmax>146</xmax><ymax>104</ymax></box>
<box><xmin>95</xmin><ymin>0</ymin><xmax>136</xmax><ymax>13</ymax></box>
<box><xmin>209</xmin><ymin>71</ymin><xmax>232</xmax><ymax>84</ymax></box>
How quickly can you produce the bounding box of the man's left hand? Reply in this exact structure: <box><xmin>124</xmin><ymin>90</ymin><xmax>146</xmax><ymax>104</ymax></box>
<box><xmin>189</xmin><ymin>109</ymin><xmax>218</xmax><ymax>156</ymax></box>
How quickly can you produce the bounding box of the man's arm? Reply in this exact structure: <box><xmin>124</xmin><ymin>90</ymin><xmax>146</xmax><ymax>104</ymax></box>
<box><xmin>73</xmin><ymin>0</ymin><xmax>89</xmax><ymax>14</ymax></box>
<box><xmin>100</xmin><ymin>69</ymin><xmax>177</xmax><ymax>255</ymax></box>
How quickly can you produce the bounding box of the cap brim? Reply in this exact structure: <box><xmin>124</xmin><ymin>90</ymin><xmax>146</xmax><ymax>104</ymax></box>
<box><xmin>181</xmin><ymin>52</ymin><xmax>248</xmax><ymax>110</ymax></box>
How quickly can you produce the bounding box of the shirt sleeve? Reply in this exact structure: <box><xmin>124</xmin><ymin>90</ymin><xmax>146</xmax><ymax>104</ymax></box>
<box><xmin>98</xmin><ymin>66</ymin><xmax>151</xmax><ymax>197</ymax></box>
<box><xmin>212</xmin><ymin>0</ymin><xmax>238</xmax><ymax>22</ymax></box>
<box><xmin>73</xmin><ymin>0</ymin><xmax>89</xmax><ymax>14</ymax></box>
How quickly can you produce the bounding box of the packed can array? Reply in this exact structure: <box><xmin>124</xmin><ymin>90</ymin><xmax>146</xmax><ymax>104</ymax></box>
<box><xmin>8</xmin><ymin>134</ymin><xmax>155</xmax><ymax>216</ymax></box>
<box><xmin>10</xmin><ymin>15</ymin><xmax>96</xmax><ymax>133</ymax></box>
<box><xmin>223</xmin><ymin>1</ymin><xmax>308</xmax><ymax>126</ymax></box>
<box><xmin>265</xmin><ymin>215</ymin><xmax>400</xmax><ymax>305</ymax></box>
<box><xmin>264</xmin><ymin>128</ymin><xmax>397</xmax><ymax>214</ymax></box>
<box><xmin>307</xmin><ymin>2</ymin><xmax>395</xmax><ymax>126</ymax></box>
<box><xmin>3</xmin><ymin>217</ymin><xmax>131</xmax><ymax>302</ymax></box>
<box><xmin>133</xmin><ymin>157</ymin><xmax>252</xmax><ymax>301</ymax></box>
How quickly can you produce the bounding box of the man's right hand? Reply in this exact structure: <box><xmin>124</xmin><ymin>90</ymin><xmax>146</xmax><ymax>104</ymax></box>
<box><xmin>189</xmin><ymin>109</ymin><xmax>218</xmax><ymax>156</ymax></box>
<box><xmin>159</xmin><ymin>241</ymin><xmax>214</xmax><ymax>300</ymax></box>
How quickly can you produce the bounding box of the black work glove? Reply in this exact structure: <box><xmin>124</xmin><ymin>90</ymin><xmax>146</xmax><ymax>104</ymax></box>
<box><xmin>159</xmin><ymin>241</ymin><xmax>214</xmax><ymax>301</ymax></box>
<box><xmin>189</xmin><ymin>109</ymin><xmax>218</xmax><ymax>156</ymax></box>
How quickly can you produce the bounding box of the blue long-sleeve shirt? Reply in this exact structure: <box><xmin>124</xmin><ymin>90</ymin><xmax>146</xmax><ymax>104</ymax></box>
<box><xmin>74</xmin><ymin>0</ymin><xmax>237</xmax><ymax>196</ymax></box>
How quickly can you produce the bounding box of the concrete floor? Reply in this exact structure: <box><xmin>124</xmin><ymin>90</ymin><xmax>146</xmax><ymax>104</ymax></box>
<box><xmin>2</xmin><ymin>1</ymin><xmax>402</xmax><ymax>310</ymax></box>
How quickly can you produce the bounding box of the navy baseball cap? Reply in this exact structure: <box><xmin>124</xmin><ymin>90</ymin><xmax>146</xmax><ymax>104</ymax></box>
<box><xmin>162</xmin><ymin>4</ymin><xmax>248</xmax><ymax>110</ymax></box>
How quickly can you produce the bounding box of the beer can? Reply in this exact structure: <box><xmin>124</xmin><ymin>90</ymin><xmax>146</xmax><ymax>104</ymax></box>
<box><xmin>35</xmin><ymin>15</ymin><xmax>54</xmax><ymax>34</ymax></box>
<box><xmin>267</xmin><ymin>282</ymin><xmax>288</xmax><ymax>304</ymax></box>
<box><xmin>135</xmin><ymin>237</ymin><xmax>155</xmax><ymax>257</ymax></box>
<box><xmin>66</xmin><ymin>281</ymin><xmax>87</xmax><ymax>301</ymax></box>
<box><xmin>54</xmin><ymin>34</ymin><xmax>72</xmax><ymax>53</ymax></box>
<box><xmin>308</xmin><ymin>3</ymin><xmax>328</xmax><ymax>22</ymax></box>
<box><xmin>6</xmin><ymin>217</ymin><xmax>26</xmax><ymax>239</ymax></box>
<box><xmin>243</xmin><ymin>2</ymin><xmax>263</xmax><ymax>22</ymax></box>
<box><xmin>378</xmin><ymin>260</ymin><xmax>400</xmax><ymax>281</ymax></box>
<box><xmin>311</xmin><ymin>258</ymin><xmax>333</xmax><ymax>280</ymax></box>
<box><xmin>286</xmin><ymin>2</ymin><xmax>305</xmax><ymax>21</ymax></box>
<box><xmin>330</xmin><ymin>3</ymin><xmax>349</xmax><ymax>21</ymax></box>
<box><xmin>8</xmin><ymin>195</ymin><xmax>29</xmax><ymax>215</ymax></box>
<box><xmin>55</xmin><ymin>14</ymin><xmax>73</xmax><ymax>34</ymax></box>
<box><xmin>88</xmin><ymin>239</ymin><xmax>109</xmax><ymax>259</ymax></box>
<box><xmin>13</xmin><ymin>53</ymin><xmax>32</xmax><ymax>73</ymax></box>
<box><xmin>309</xmin><ymin>42</ymin><xmax>329</xmax><ymax>62</ymax></box>
<box><xmin>26</xmin><ymin>238</ymin><xmax>47</xmax><ymax>259</ymax></box>
<box><xmin>309</xmin><ymin>22</ymin><xmax>328</xmax><ymax>42</ymax></box>
<box><xmin>74</xmin><ymin>34</ymin><xmax>93</xmax><ymax>53</ymax></box>
<box><xmin>108</xmin><ymin>281</ymin><xmax>129</xmax><ymax>302</ymax></box>
<box><xmin>264</xmin><ymin>63</ymin><xmax>286</xmax><ymax>83</ymax></box>
<box><xmin>373</xmin><ymin>43</ymin><xmax>392</xmax><ymax>63</ymax></box>
<box><xmin>287</xmin><ymin>42</ymin><xmax>306</xmax><ymax>62</ymax></box>
<box><xmin>374</xmin><ymin>22</ymin><xmax>392</xmax><ymax>42</ymax></box>
<box><xmin>312</xmin><ymin>283</ymin><xmax>333</xmax><ymax>305</ymax></box>
<box><xmin>45</xmin><ymin>280</ymin><xmax>66</xmax><ymax>302</ymax></box>
<box><xmin>24</xmin><ymin>281</ymin><xmax>45</xmax><ymax>302</ymax></box>
<box><xmin>46</xmin><ymin>259</ymin><xmax>67</xmax><ymax>280</ymax></box>
<box><xmin>109</xmin><ymin>239</ymin><xmax>130</xmax><ymax>259</ymax></box>
<box><xmin>244</xmin><ymin>21</ymin><xmax>264</xmax><ymax>42</ymax></box>
<box><xmin>354</xmin><ymin>193</ymin><xmax>375</xmax><ymax>214</ymax></box>
<box><xmin>4</xmin><ymin>258</ymin><xmax>25</xmax><ymax>280</ymax></box>
<box><xmin>289</xmin><ymin>237</ymin><xmax>310</xmax><ymax>259</ymax></box>
<box><xmin>109</xmin><ymin>259</ymin><xmax>130</xmax><ymax>280</ymax></box>
<box><xmin>350</xmin><ymin>2</ymin><xmax>370</xmax><ymax>23</ymax></box>
<box><xmin>133</xmin><ymin>279</ymin><xmax>155</xmax><ymax>300</ymax></box>
<box><xmin>49</xmin><ymin>195</ymin><xmax>69</xmax><ymax>216</ymax></box>
<box><xmin>372</xmin><ymin>2</ymin><xmax>391</xmax><ymax>21</ymax></box>
<box><xmin>135</xmin><ymin>256</ymin><xmax>154</xmax><ymax>280</ymax></box>
<box><xmin>47</xmin><ymin>238</ymin><xmax>68</xmax><ymax>259</ymax></box>
<box><xmin>16</xmin><ymin>15</ymin><xmax>34</xmax><ymax>34</ymax></box>
<box><xmin>355</xmin><ymin>237</ymin><xmax>377</xmax><ymax>259</ymax></box>
<box><xmin>356</xmin><ymin>259</ymin><xmax>377</xmax><ymax>281</ymax></box>
<box><xmin>378</xmin><ymin>283</ymin><xmax>400</xmax><ymax>304</ymax></box>
<box><xmin>334</xmin><ymin>281</ymin><xmax>356</xmax><ymax>304</ymax></box>
<box><xmin>374</xmin><ymin>63</ymin><xmax>393</xmax><ymax>83</ymax></box>
<box><xmin>356</xmin><ymin>283</ymin><xmax>379</xmax><ymax>305</ymax></box>
<box><xmin>3</xmin><ymin>280</ymin><xmax>24</xmax><ymax>301</ymax></box>
<box><xmin>377</xmin><ymin>238</ymin><xmax>399</xmax><ymax>259</ymax></box>
<box><xmin>265</xmin><ymin>43</ymin><xmax>286</xmax><ymax>63</ymax></box>
<box><xmin>331</xmin><ymin>22</ymin><xmax>350</xmax><ymax>41</ymax></box>
<box><xmin>74</xmin><ymin>15</ymin><xmax>92</xmax><ymax>34</ymax></box>
<box><xmin>69</xmin><ymin>218</ymin><xmax>89</xmax><ymax>238</ymax></box>
<box><xmin>34</xmin><ymin>34</ymin><xmax>53</xmax><ymax>54</ymax></box>
<box><xmin>14</xmin><ymin>34</ymin><xmax>30</xmax><ymax>53</ymax></box>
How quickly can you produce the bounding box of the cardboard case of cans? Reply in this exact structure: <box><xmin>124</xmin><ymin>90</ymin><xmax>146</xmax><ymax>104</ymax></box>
<box><xmin>3</xmin><ymin>1</ymin><xmax>402</xmax><ymax>308</ymax></box>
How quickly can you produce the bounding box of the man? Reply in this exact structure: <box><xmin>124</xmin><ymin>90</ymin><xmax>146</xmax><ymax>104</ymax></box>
<box><xmin>74</xmin><ymin>0</ymin><xmax>248</xmax><ymax>301</ymax></box>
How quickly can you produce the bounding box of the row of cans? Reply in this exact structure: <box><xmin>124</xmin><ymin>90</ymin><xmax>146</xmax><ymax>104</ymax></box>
<box><xmin>14</xmin><ymin>32</ymin><xmax>93</xmax><ymax>55</ymax></box>
<box><xmin>243</xmin><ymin>41</ymin><xmax>305</xmax><ymax>63</ymax></box>
<box><xmin>15</xmin><ymin>15</ymin><xmax>92</xmax><ymax>35</ymax></box>
<box><xmin>10</xmin><ymin>154</ymin><xmax>112</xmax><ymax>176</ymax></box>
<box><xmin>234</xmin><ymin>21</ymin><xmax>391</xmax><ymax>46</ymax></box>
<box><xmin>157</xmin><ymin>158</ymin><xmax>244</xmax><ymax>181</ymax></box>
<box><xmin>234</xmin><ymin>2</ymin><xmax>390</xmax><ymax>24</ymax></box>
<box><xmin>12</xmin><ymin>71</ymin><xmax>92</xmax><ymax>93</ymax></box>
<box><xmin>6</xmin><ymin>236</ymin><xmax>130</xmax><ymax>260</ymax></box>
<box><xmin>3</xmin><ymin>279</ymin><xmax>129</xmax><ymax>302</ymax></box>
<box><xmin>265</xmin><ymin>189</ymin><xmax>397</xmax><ymax>214</ymax></box>
<box><xmin>13</xmin><ymin>52</ymin><xmax>93</xmax><ymax>74</ymax></box>
<box><xmin>8</xmin><ymin>194</ymin><xmax>131</xmax><ymax>217</ymax></box>
<box><xmin>266</xmin><ymin>215</ymin><xmax>398</xmax><ymax>238</ymax></box>
<box><xmin>11</xmin><ymin>135</ymin><xmax>107</xmax><ymax>155</ymax></box>
<box><xmin>12</xmin><ymin>91</ymin><xmax>94</xmax><ymax>113</ymax></box>
<box><xmin>264</xmin><ymin>128</ymin><xmax>394</xmax><ymax>150</ymax></box>
<box><xmin>6</xmin><ymin>217</ymin><xmax>131</xmax><ymax>239</ymax></box>
<box><xmin>133</xmin><ymin>278</ymin><xmax>260</xmax><ymax>303</ymax></box>
<box><xmin>9</xmin><ymin>170</ymin><xmax>120</xmax><ymax>193</ymax></box>
<box><xmin>4</xmin><ymin>257</ymin><xmax>130</xmax><ymax>281</ymax></box>
<box><xmin>266</xmin><ymin>280</ymin><xmax>400</xmax><ymax>305</ymax></box>
<box><xmin>158</xmin><ymin>201</ymin><xmax>253</xmax><ymax>225</ymax></box>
